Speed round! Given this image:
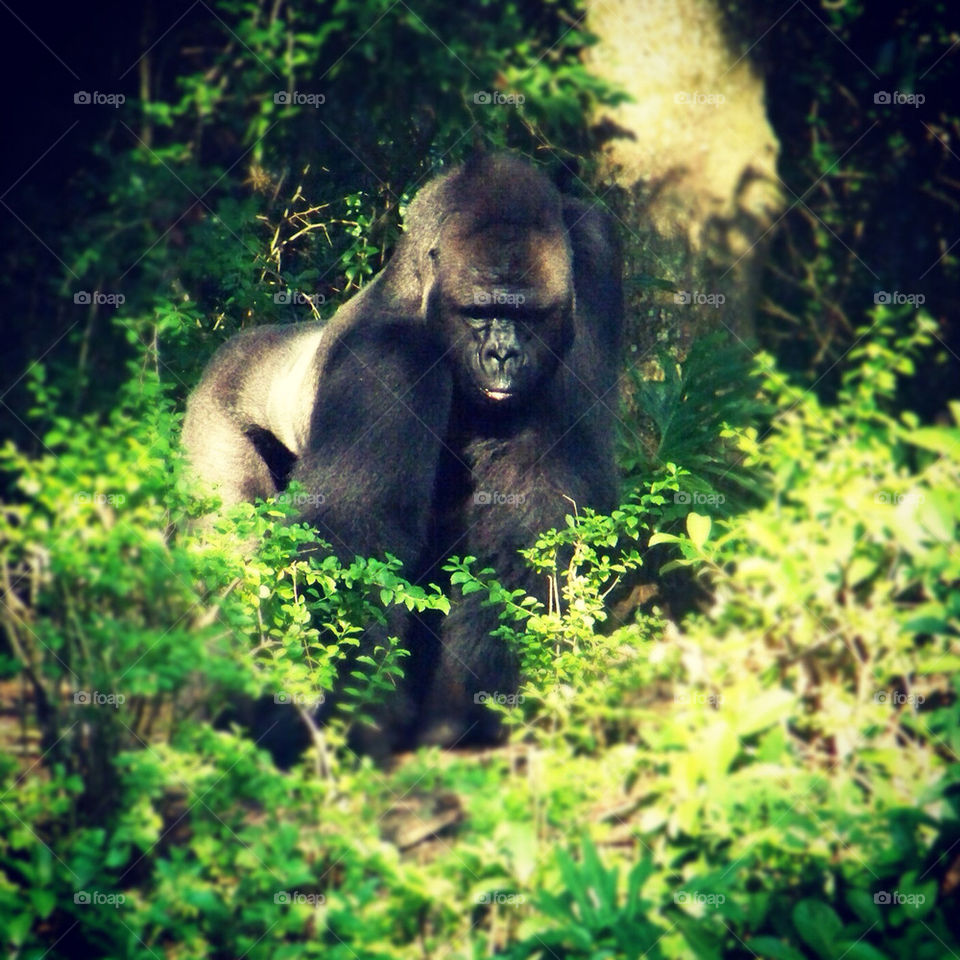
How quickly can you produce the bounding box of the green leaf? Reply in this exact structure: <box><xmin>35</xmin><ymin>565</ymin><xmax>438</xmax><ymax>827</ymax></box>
<box><xmin>648</xmin><ymin>532</ymin><xmax>680</xmax><ymax>547</ymax></box>
<box><xmin>686</xmin><ymin>512</ymin><xmax>711</xmax><ymax>550</ymax></box>
<box><xmin>845</xmin><ymin>888</ymin><xmax>883</xmax><ymax>925</ymax></box>
<box><xmin>734</xmin><ymin>688</ymin><xmax>795</xmax><ymax>737</ymax></box>
<box><xmin>30</xmin><ymin>889</ymin><xmax>57</xmax><ymax>919</ymax></box>
<box><xmin>905</xmin><ymin>426</ymin><xmax>960</xmax><ymax>461</ymax></box>
<box><xmin>792</xmin><ymin>899</ymin><xmax>843</xmax><ymax>959</ymax></box>
<box><xmin>744</xmin><ymin>937</ymin><xmax>808</xmax><ymax>960</ymax></box>
<box><xmin>916</xmin><ymin>490</ymin><xmax>955</xmax><ymax>542</ymax></box>
<box><xmin>5</xmin><ymin>913</ymin><xmax>33</xmax><ymax>946</ymax></box>
<box><xmin>846</xmin><ymin>556</ymin><xmax>878</xmax><ymax>586</ymax></box>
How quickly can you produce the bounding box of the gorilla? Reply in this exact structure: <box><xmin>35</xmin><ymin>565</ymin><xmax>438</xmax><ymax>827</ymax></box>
<box><xmin>183</xmin><ymin>152</ymin><xmax>622</xmax><ymax>751</ymax></box>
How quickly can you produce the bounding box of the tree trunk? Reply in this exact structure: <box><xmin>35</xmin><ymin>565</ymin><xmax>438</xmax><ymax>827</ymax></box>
<box><xmin>584</xmin><ymin>0</ymin><xmax>784</xmax><ymax>363</ymax></box>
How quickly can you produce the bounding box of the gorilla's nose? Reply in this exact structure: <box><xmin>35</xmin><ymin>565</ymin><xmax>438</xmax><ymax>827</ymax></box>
<box><xmin>483</xmin><ymin>340</ymin><xmax>520</xmax><ymax>368</ymax></box>
<box><xmin>482</xmin><ymin>320</ymin><xmax>521</xmax><ymax>373</ymax></box>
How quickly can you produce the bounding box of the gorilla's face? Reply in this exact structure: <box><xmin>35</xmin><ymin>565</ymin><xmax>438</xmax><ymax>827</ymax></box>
<box><xmin>463</xmin><ymin>314</ymin><xmax>533</xmax><ymax>402</ymax></box>
<box><xmin>453</xmin><ymin>306</ymin><xmax>566</xmax><ymax>405</ymax></box>
<box><xmin>437</xmin><ymin>222</ymin><xmax>575</xmax><ymax>409</ymax></box>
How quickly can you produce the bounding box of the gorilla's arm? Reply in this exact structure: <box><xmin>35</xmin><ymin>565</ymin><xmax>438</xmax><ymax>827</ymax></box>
<box><xmin>558</xmin><ymin>197</ymin><xmax>624</xmax><ymax>504</ymax></box>
<box><xmin>562</xmin><ymin>197</ymin><xmax>624</xmax><ymax>373</ymax></box>
<box><xmin>291</xmin><ymin>318</ymin><xmax>452</xmax><ymax>568</ymax></box>
<box><xmin>422</xmin><ymin>430</ymin><xmax>613</xmax><ymax>745</ymax></box>
<box><xmin>184</xmin><ymin>318</ymin><xmax>452</xmax><ymax>571</ymax></box>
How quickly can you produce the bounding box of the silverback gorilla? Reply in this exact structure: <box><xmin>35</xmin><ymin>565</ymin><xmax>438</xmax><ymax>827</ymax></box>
<box><xmin>183</xmin><ymin>152</ymin><xmax>623</xmax><ymax>752</ymax></box>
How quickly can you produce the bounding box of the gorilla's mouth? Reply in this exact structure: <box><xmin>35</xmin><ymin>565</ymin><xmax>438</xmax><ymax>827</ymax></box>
<box><xmin>483</xmin><ymin>388</ymin><xmax>514</xmax><ymax>402</ymax></box>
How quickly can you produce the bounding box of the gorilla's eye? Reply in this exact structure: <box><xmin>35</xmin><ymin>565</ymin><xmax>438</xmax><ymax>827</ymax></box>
<box><xmin>464</xmin><ymin>317</ymin><xmax>494</xmax><ymax>338</ymax></box>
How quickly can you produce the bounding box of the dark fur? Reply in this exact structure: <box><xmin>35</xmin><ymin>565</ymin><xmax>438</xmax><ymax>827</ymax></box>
<box><xmin>183</xmin><ymin>153</ymin><xmax>623</xmax><ymax>753</ymax></box>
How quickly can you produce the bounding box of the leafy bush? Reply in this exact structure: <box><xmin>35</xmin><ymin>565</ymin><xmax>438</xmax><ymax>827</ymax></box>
<box><xmin>437</xmin><ymin>307</ymin><xmax>960</xmax><ymax>958</ymax></box>
<box><xmin>0</xmin><ymin>355</ymin><xmax>448</xmax><ymax>955</ymax></box>
<box><xmin>2</xmin><ymin>300</ymin><xmax>957</xmax><ymax>958</ymax></box>
<box><xmin>618</xmin><ymin>331</ymin><xmax>769</xmax><ymax>512</ymax></box>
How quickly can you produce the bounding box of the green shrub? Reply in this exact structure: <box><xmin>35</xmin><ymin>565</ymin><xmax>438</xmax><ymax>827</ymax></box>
<box><xmin>1</xmin><ymin>302</ymin><xmax>956</xmax><ymax>958</ymax></box>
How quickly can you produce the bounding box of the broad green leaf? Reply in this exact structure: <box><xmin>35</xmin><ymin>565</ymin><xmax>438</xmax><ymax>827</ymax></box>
<box><xmin>686</xmin><ymin>512</ymin><xmax>711</xmax><ymax>550</ymax></box>
<box><xmin>905</xmin><ymin>426</ymin><xmax>960</xmax><ymax>461</ymax></box>
<box><xmin>744</xmin><ymin>937</ymin><xmax>807</xmax><ymax>960</ymax></box>
<box><xmin>792</xmin><ymin>899</ymin><xmax>843</xmax><ymax>959</ymax></box>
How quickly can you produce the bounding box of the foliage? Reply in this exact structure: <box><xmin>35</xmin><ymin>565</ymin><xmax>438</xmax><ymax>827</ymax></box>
<box><xmin>504</xmin><ymin>839</ymin><xmax>666</xmax><ymax>959</ymax></box>
<box><xmin>3</xmin><ymin>302</ymin><xmax>958</xmax><ymax>958</ymax></box>
<box><xmin>440</xmin><ymin>308</ymin><xmax>959</xmax><ymax>958</ymax></box>
<box><xmin>0</xmin><ymin>355</ymin><xmax>451</xmax><ymax>954</ymax></box>
<box><xmin>444</xmin><ymin>470</ymin><xmax>678</xmax><ymax>752</ymax></box>
<box><xmin>617</xmin><ymin>330</ymin><xmax>770</xmax><ymax>511</ymax></box>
